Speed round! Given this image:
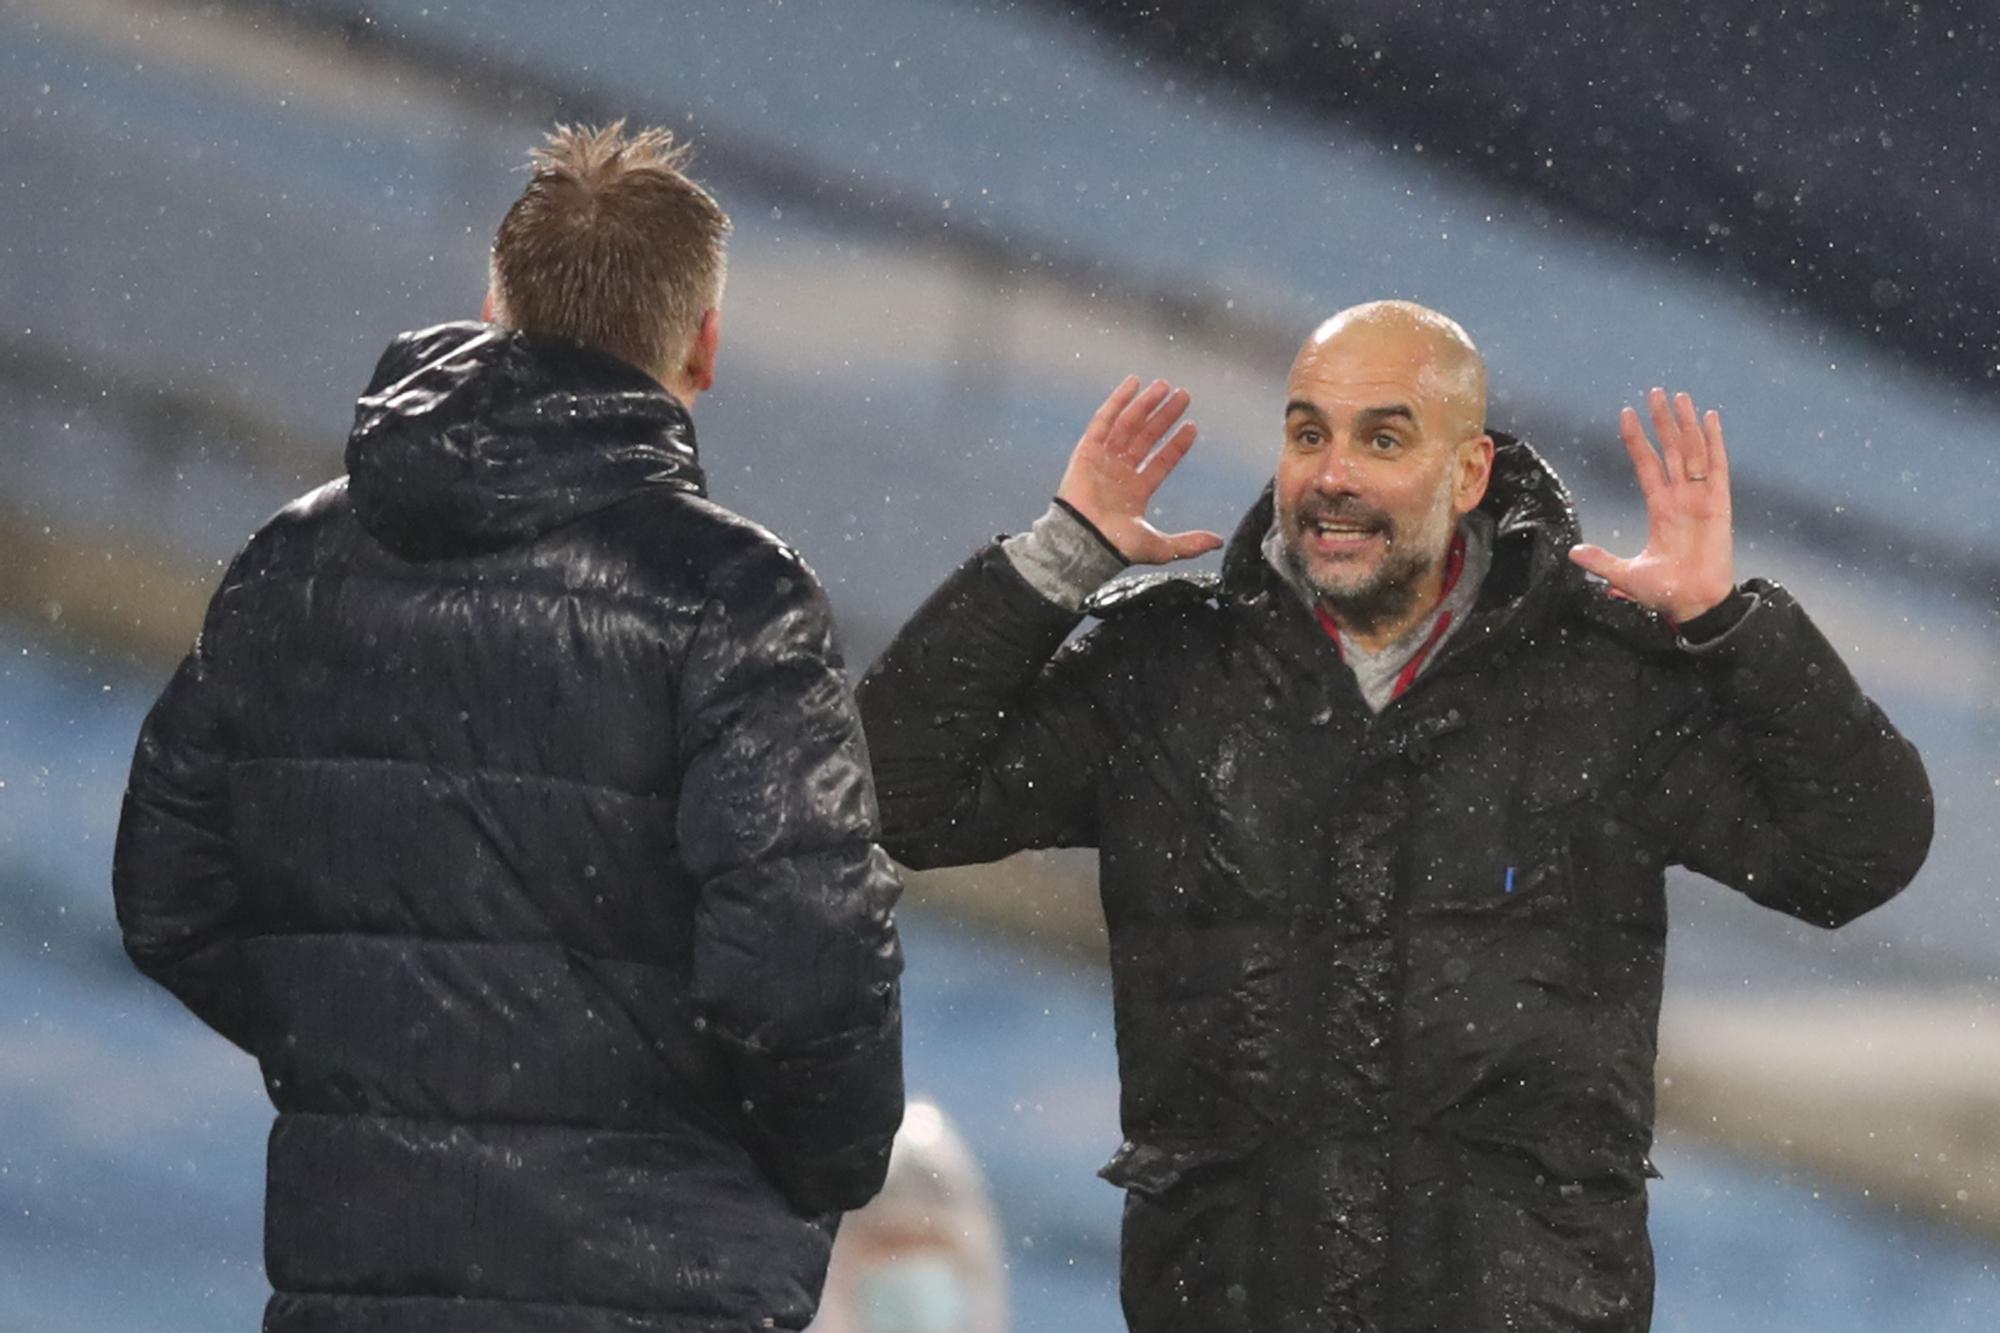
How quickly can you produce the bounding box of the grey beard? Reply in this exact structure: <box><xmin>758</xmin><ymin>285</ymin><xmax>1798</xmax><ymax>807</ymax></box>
<box><xmin>1277</xmin><ymin>533</ymin><xmax>1440</xmax><ymax>639</ymax></box>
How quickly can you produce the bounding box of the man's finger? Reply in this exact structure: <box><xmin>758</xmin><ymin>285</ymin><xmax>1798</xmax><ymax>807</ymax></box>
<box><xmin>1163</xmin><ymin>529</ymin><xmax>1226</xmax><ymax>561</ymax></box>
<box><xmin>1567</xmin><ymin>543</ymin><xmax>1632</xmax><ymax>589</ymax></box>
<box><xmin>1673</xmin><ymin>392</ymin><xmax>1709</xmax><ymax>481</ymax></box>
<box><xmin>1137</xmin><ymin>420</ymin><xmax>1199</xmax><ymax>487</ymax></box>
<box><xmin>1110</xmin><ymin>379</ymin><xmax>1175</xmax><ymax>455</ymax></box>
<box><xmin>1702</xmin><ymin>408</ymin><xmax>1729</xmax><ymax>485</ymax></box>
<box><xmin>1647</xmin><ymin>387</ymin><xmax>1685</xmax><ymax>485</ymax></box>
<box><xmin>1084</xmin><ymin>376</ymin><xmax>1143</xmax><ymax>449</ymax></box>
<box><xmin>1131</xmin><ymin>388</ymin><xmax>1193</xmax><ymax>458</ymax></box>
<box><xmin>1618</xmin><ymin>406</ymin><xmax>1667</xmax><ymax>497</ymax></box>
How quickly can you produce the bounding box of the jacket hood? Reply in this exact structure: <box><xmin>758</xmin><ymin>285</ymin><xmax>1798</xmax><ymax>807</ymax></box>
<box><xmin>1220</xmin><ymin>430</ymin><xmax>1579</xmax><ymax>598</ymax></box>
<box><xmin>345</xmin><ymin>322</ymin><xmax>706</xmax><ymax>559</ymax></box>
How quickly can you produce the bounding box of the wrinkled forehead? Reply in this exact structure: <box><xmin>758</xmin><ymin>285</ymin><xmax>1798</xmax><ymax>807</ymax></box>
<box><xmin>1286</xmin><ymin>326</ymin><xmax>1482</xmax><ymax>432</ymax></box>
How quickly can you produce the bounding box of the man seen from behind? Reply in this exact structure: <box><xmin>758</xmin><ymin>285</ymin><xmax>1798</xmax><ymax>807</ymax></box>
<box><xmin>113</xmin><ymin>123</ymin><xmax>905</xmax><ymax>1333</ymax></box>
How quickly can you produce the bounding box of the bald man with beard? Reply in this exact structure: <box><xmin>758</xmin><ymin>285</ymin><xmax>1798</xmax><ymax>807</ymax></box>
<box><xmin>858</xmin><ymin>302</ymin><xmax>1932</xmax><ymax>1332</ymax></box>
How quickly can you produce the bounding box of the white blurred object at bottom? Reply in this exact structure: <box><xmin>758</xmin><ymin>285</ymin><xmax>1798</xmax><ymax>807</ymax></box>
<box><xmin>811</xmin><ymin>1097</ymin><xmax>1008</xmax><ymax>1333</ymax></box>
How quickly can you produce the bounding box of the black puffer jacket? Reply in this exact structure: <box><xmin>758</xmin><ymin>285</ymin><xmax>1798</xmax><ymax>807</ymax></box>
<box><xmin>114</xmin><ymin>323</ymin><xmax>905</xmax><ymax>1333</ymax></box>
<box><xmin>859</xmin><ymin>437</ymin><xmax>1931</xmax><ymax>1333</ymax></box>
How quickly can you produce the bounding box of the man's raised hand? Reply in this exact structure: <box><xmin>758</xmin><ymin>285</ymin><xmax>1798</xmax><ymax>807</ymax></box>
<box><xmin>1568</xmin><ymin>387</ymin><xmax>1736</xmax><ymax>623</ymax></box>
<box><xmin>1056</xmin><ymin>376</ymin><xmax>1225</xmax><ymax>565</ymax></box>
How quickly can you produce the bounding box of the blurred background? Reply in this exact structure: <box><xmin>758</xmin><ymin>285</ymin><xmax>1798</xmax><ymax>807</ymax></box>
<box><xmin>4</xmin><ymin>0</ymin><xmax>1998</xmax><ymax>1327</ymax></box>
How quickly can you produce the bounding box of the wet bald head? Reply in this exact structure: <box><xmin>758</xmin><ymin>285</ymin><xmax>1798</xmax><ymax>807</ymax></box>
<box><xmin>1290</xmin><ymin>300</ymin><xmax>1487</xmax><ymax>443</ymax></box>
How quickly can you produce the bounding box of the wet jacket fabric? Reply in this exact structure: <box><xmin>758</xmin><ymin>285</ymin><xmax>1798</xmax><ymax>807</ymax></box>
<box><xmin>857</xmin><ymin>436</ymin><xmax>1932</xmax><ymax>1333</ymax></box>
<box><xmin>114</xmin><ymin>322</ymin><xmax>905</xmax><ymax>1333</ymax></box>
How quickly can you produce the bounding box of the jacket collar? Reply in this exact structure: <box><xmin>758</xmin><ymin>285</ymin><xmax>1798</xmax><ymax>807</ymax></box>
<box><xmin>1222</xmin><ymin>430</ymin><xmax>1576</xmax><ymax>600</ymax></box>
<box><xmin>346</xmin><ymin>321</ymin><xmax>706</xmax><ymax>559</ymax></box>
<box><xmin>1219</xmin><ymin>431</ymin><xmax>1581</xmax><ymax>692</ymax></box>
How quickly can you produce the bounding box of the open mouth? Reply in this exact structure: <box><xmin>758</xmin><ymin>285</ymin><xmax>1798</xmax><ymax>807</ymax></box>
<box><xmin>1302</xmin><ymin>517</ymin><xmax>1387</xmax><ymax>557</ymax></box>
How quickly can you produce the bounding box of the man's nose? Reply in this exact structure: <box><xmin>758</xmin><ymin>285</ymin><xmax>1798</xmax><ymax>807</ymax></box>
<box><xmin>1312</xmin><ymin>440</ymin><xmax>1359</xmax><ymax>491</ymax></box>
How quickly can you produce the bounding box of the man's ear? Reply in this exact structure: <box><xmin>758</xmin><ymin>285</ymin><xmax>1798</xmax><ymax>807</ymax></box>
<box><xmin>1455</xmin><ymin>432</ymin><xmax>1496</xmax><ymax>516</ymax></box>
<box><xmin>481</xmin><ymin>288</ymin><xmax>498</xmax><ymax>324</ymax></box>
<box><xmin>684</xmin><ymin>308</ymin><xmax>722</xmax><ymax>393</ymax></box>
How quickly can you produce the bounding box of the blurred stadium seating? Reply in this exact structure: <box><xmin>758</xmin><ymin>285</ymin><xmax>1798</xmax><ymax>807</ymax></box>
<box><xmin>3</xmin><ymin>0</ymin><xmax>1995</xmax><ymax>1326</ymax></box>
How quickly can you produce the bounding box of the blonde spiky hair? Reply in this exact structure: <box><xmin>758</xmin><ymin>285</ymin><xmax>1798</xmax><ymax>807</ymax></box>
<box><xmin>490</xmin><ymin>120</ymin><xmax>731</xmax><ymax>381</ymax></box>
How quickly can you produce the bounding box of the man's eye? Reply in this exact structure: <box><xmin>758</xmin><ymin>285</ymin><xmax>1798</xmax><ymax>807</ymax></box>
<box><xmin>1295</xmin><ymin>428</ymin><xmax>1324</xmax><ymax>447</ymax></box>
<box><xmin>1371</xmin><ymin>433</ymin><xmax>1400</xmax><ymax>452</ymax></box>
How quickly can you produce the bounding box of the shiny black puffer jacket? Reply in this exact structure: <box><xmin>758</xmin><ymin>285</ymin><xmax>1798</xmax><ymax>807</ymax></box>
<box><xmin>114</xmin><ymin>323</ymin><xmax>905</xmax><ymax>1333</ymax></box>
<box><xmin>859</xmin><ymin>438</ymin><xmax>1931</xmax><ymax>1333</ymax></box>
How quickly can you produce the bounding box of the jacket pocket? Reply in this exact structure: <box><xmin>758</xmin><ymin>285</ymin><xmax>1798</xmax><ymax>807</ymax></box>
<box><xmin>1446</xmin><ymin>1134</ymin><xmax>1655</xmax><ymax>1331</ymax></box>
<box><xmin>1098</xmin><ymin>1139</ymin><xmax>1255</xmax><ymax>1202</ymax></box>
<box><xmin>1408</xmin><ymin>811</ymin><xmax>1572</xmax><ymax>922</ymax></box>
<box><xmin>1502</xmin><ymin>816</ymin><xmax>1573</xmax><ymax>916</ymax></box>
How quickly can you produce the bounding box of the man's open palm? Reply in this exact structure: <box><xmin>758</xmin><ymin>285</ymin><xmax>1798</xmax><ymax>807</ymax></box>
<box><xmin>1057</xmin><ymin>376</ymin><xmax>1224</xmax><ymax>565</ymax></box>
<box><xmin>1569</xmin><ymin>387</ymin><xmax>1736</xmax><ymax>623</ymax></box>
